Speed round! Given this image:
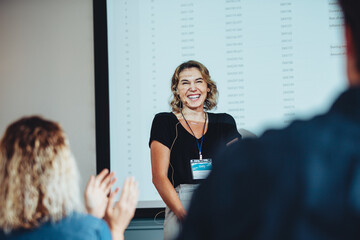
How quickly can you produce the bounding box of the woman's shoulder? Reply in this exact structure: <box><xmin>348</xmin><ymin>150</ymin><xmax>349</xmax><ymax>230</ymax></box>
<box><xmin>154</xmin><ymin>112</ymin><xmax>174</xmax><ymax>118</ymax></box>
<box><xmin>153</xmin><ymin>112</ymin><xmax>177</xmax><ymax>122</ymax></box>
<box><xmin>1</xmin><ymin>213</ymin><xmax>111</xmax><ymax>240</ymax></box>
<box><xmin>208</xmin><ymin>112</ymin><xmax>235</xmax><ymax>123</ymax></box>
<box><xmin>208</xmin><ymin>112</ymin><xmax>232</xmax><ymax>117</ymax></box>
<box><xmin>62</xmin><ymin>212</ymin><xmax>109</xmax><ymax>229</ymax></box>
<box><xmin>151</xmin><ymin>112</ymin><xmax>178</xmax><ymax>132</ymax></box>
<box><xmin>62</xmin><ymin>213</ymin><xmax>111</xmax><ymax>238</ymax></box>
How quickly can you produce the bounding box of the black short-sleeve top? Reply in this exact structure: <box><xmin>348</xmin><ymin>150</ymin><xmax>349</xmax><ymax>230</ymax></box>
<box><xmin>149</xmin><ymin>112</ymin><xmax>241</xmax><ymax>188</ymax></box>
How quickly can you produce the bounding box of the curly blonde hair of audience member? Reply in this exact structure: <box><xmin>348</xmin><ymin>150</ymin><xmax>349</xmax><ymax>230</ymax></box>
<box><xmin>170</xmin><ymin>60</ymin><xmax>218</xmax><ymax>112</ymax></box>
<box><xmin>0</xmin><ymin>116</ymin><xmax>82</xmax><ymax>232</ymax></box>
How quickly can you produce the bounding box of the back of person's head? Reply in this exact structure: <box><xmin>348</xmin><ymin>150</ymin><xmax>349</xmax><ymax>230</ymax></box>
<box><xmin>339</xmin><ymin>0</ymin><xmax>360</xmax><ymax>71</ymax></box>
<box><xmin>0</xmin><ymin>116</ymin><xmax>81</xmax><ymax>233</ymax></box>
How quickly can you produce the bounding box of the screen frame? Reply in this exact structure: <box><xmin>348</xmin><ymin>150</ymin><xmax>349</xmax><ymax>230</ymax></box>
<box><xmin>93</xmin><ymin>0</ymin><xmax>165</xmax><ymax>219</ymax></box>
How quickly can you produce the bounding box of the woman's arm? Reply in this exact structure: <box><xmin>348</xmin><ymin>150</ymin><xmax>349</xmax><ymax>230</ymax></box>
<box><xmin>150</xmin><ymin>140</ymin><xmax>186</xmax><ymax>220</ymax></box>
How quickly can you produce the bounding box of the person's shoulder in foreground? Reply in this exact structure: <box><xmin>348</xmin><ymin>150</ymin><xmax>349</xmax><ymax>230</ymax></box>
<box><xmin>178</xmin><ymin>88</ymin><xmax>360</xmax><ymax>239</ymax></box>
<box><xmin>0</xmin><ymin>212</ymin><xmax>111</xmax><ymax>240</ymax></box>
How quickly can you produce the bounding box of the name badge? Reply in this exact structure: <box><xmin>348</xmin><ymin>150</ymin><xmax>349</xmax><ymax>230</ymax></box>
<box><xmin>190</xmin><ymin>158</ymin><xmax>212</xmax><ymax>180</ymax></box>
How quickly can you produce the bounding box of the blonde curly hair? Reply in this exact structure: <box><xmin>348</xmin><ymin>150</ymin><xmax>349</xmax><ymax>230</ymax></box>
<box><xmin>0</xmin><ymin>116</ymin><xmax>82</xmax><ymax>232</ymax></box>
<box><xmin>170</xmin><ymin>60</ymin><xmax>218</xmax><ymax>113</ymax></box>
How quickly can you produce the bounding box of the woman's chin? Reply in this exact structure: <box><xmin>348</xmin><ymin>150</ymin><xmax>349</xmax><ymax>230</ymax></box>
<box><xmin>184</xmin><ymin>104</ymin><xmax>204</xmax><ymax>111</ymax></box>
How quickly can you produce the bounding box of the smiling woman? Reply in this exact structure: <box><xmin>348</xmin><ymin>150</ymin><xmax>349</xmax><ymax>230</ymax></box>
<box><xmin>149</xmin><ymin>60</ymin><xmax>242</xmax><ymax>240</ymax></box>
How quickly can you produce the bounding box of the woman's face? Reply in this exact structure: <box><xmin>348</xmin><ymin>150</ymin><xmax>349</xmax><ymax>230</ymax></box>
<box><xmin>177</xmin><ymin>67</ymin><xmax>209</xmax><ymax>112</ymax></box>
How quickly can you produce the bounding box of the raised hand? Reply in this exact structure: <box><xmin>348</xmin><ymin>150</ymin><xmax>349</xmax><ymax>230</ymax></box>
<box><xmin>84</xmin><ymin>168</ymin><xmax>116</xmax><ymax>218</ymax></box>
<box><xmin>105</xmin><ymin>177</ymin><xmax>139</xmax><ymax>240</ymax></box>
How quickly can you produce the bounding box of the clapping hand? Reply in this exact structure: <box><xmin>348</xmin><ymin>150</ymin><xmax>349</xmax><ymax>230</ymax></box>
<box><xmin>105</xmin><ymin>177</ymin><xmax>139</xmax><ymax>240</ymax></box>
<box><xmin>84</xmin><ymin>168</ymin><xmax>116</xmax><ymax>218</ymax></box>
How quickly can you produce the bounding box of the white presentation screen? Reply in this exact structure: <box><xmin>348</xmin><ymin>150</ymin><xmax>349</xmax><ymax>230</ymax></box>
<box><xmin>107</xmin><ymin>0</ymin><xmax>346</xmax><ymax>208</ymax></box>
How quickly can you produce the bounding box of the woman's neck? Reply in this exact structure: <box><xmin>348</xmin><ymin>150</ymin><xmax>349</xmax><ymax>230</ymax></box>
<box><xmin>180</xmin><ymin>108</ymin><xmax>205</xmax><ymax>122</ymax></box>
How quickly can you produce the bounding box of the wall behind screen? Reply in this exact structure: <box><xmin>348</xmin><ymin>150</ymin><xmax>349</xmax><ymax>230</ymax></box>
<box><xmin>0</xmin><ymin>0</ymin><xmax>96</xmax><ymax>195</ymax></box>
<box><xmin>107</xmin><ymin>0</ymin><xmax>346</xmax><ymax>208</ymax></box>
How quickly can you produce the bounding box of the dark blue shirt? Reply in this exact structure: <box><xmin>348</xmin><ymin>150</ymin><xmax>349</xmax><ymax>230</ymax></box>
<box><xmin>0</xmin><ymin>212</ymin><xmax>111</xmax><ymax>240</ymax></box>
<box><xmin>178</xmin><ymin>87</ymin><xmax>360</xmax><ymax>240</ymax></box>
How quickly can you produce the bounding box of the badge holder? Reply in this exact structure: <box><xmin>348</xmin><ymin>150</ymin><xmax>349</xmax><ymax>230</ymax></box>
<box><xmin>190</xmin><ymin>158</ymin><xmax>212</xmax><ymax>180</ymax></box>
